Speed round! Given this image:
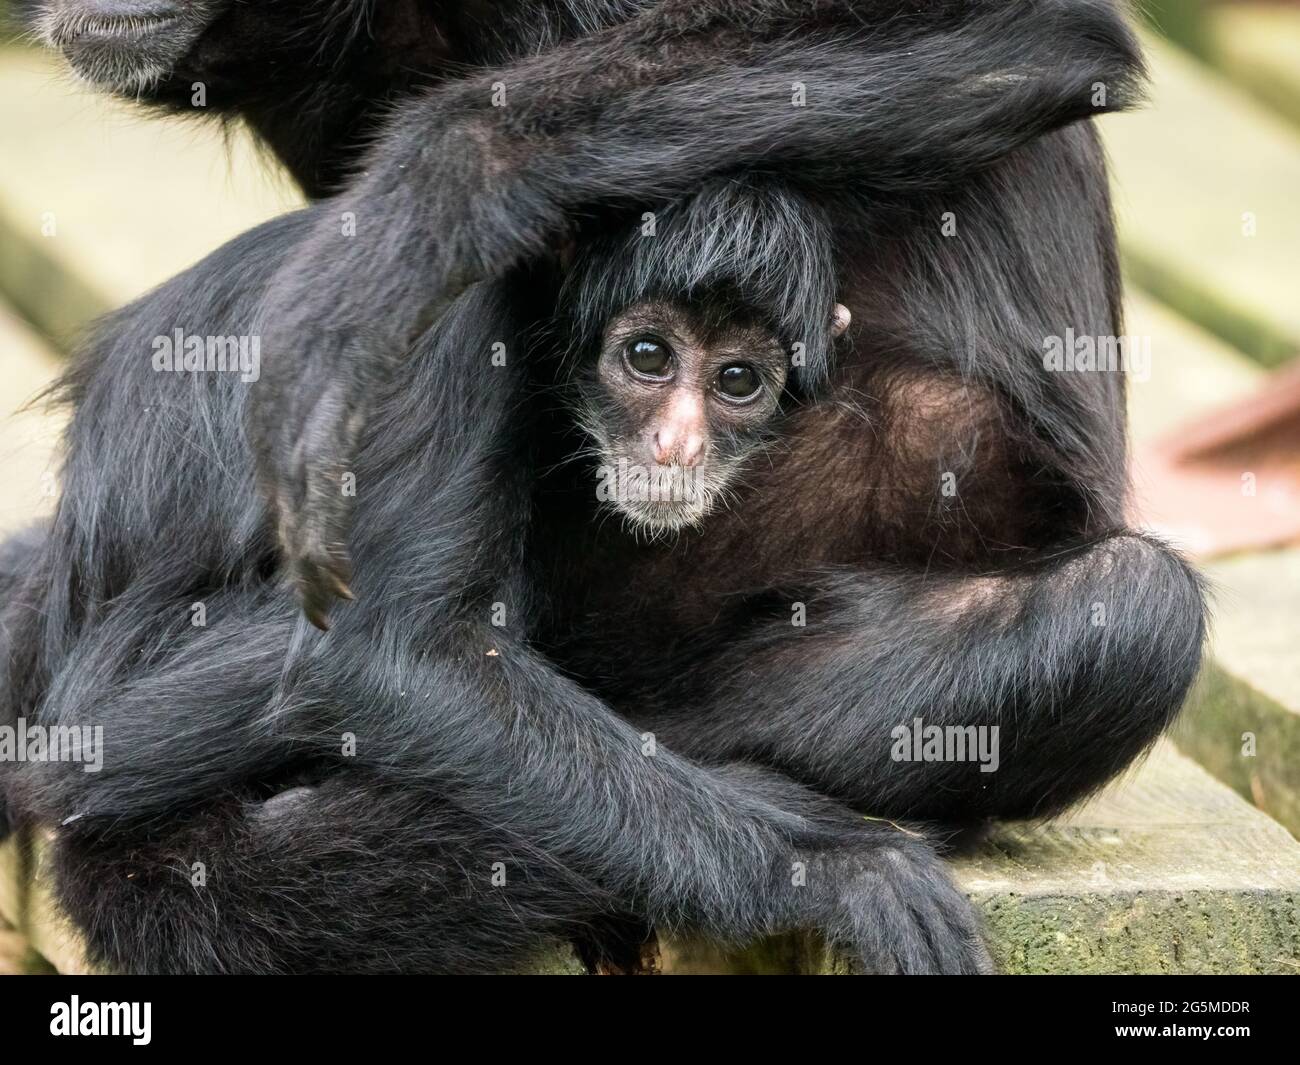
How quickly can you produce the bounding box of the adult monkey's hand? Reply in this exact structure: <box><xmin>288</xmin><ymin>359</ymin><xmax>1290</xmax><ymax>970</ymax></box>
<box><xmin>249</xmin><ymin>0</ymin><xmax>1144</xmax><ymax>628</ymax></box>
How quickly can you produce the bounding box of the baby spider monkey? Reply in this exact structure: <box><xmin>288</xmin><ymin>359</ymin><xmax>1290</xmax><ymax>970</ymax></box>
<box><xmin>545</xmin><ymin>177</ymin><xmax>850</xmax><ymax>545</ymax></box>
<box><xmin>571</xmin><ymin>294</ymin><xmax>851</xmax><ymax>536</ymax></box>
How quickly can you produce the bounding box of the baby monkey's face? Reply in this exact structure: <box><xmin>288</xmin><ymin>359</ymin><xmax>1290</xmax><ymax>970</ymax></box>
<box><xmin>578</xmin><ymin>299</ymin><xmax>791</xmax><ymax>535</ymax></box>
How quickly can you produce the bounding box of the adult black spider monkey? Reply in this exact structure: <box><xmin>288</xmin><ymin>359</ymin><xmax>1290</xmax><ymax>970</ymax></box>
<box><xmin>20</xmin><ymin>0</ymin><xmax>1162</xmax><ymax>623</ymax></box>
<box><xmin>6</xmin><ymin>181</ymin><xmax>999</xmax><ymax>974</ymax></box>
<box><xmin>2</xmin><ymin>0</ymin><xmax>1206</xmax><ymax>973</ymax></box>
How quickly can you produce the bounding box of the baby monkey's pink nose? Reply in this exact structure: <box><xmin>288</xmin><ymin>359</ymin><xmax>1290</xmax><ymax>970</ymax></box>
<box><xmin>653</xmin><ymin>424</ymin><xmax>706</xmax><ymax>467</ymax></box>
<box><xmin>652</xmin><ymin>392</ymin><xmax>707</xmax><ymax>466</ymax></box>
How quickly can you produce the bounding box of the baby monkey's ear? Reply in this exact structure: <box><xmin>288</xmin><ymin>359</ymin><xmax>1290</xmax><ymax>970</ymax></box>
<box><xmin>831</xmin><ymin>303</ymin><xmax>852</xmax><ymax>339</ymax></box>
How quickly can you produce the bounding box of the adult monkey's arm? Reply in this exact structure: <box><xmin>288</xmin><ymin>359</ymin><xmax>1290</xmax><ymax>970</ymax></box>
<box><xmin>250</xmin><ymin>0</ymin><xmax>1145</xmax><ymax>627</ymax></box>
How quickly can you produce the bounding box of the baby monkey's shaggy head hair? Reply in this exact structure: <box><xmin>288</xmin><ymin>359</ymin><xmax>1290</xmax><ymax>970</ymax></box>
<box><xmin>564</xmin><ymin>176</ymin><xmax>841</xmax><ymax>394</ymax></box>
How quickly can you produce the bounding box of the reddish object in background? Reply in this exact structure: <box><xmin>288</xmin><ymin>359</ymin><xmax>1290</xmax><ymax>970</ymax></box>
<box><xmin>1132</xmin><ymin>360</ymin><xmax>1300</xmax><ymax>558</ymax></box>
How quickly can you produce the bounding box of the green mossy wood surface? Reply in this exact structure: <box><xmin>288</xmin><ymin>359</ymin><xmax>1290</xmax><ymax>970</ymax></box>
<box><xmin>1178</xmin><ymin>553</ymin><xmax>1300</xmax><ymax>837</ymax></box>
<box><xmin>958</xmin><ymin>743</ymin><xmax>1300</xmax><ymax>975</ymax></box>
<box><xmin>570</xmin><ymin>744</ymin><xmax>1300</xmax><ymax>975</ymax></box>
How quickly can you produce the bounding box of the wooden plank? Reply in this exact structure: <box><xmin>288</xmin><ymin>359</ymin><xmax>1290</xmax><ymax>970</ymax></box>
<box><xmin>962</xmin><ymin>743</ymin><xmax>1300</xmax><ymax>975</ymax></box>
<box><xmin>1102</xmin><ymin>35</ymin><xmax>1300</xmax><ymax>367</ymax></box>
<box><xmin>653</xmin><ymin>744</ymin><xmax>1300</xmax><ymax>974</ymax></box>
<box><xmin>0</xmin><ymin>300</ymin><xmax>63</xmax><ymax>535</ymax></box>
<box><xmin>0</xmin><ymin>43</ymin><xmax>300</xmax><ymax>347</ymax></box>
<box><xmin>1124</xmin><ymin>294</ymin><xmax>1300</xmax><ymax>834</ymax></box>
<box><xmin>1179</xmin><ymin>551</ymin><xmax>1300</xmax><ymax>836</ymax></box>
<box><xmin>1125</xmin><ymin>292</ymin><xmax>1263</xmax><ymax>448</ymax></box>
<box><xmin>0</xmin><ymin>830</ymin><xmax>92</xmax><ymax>974</ymax></box>
<box><xmin>1211</xmin><ymin>3</ymin><xmax>1300</xmax><ymax>132</ymax></box>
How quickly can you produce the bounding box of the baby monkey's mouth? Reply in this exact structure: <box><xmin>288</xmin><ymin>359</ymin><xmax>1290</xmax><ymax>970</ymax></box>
<box><xmin>37</xmin><ymin>2</ymin><xmax>217</xmax><ymax>93</ymax></box>
<box><xmin>594</xmin><ymin>458</ymin><xmax>731</xmax><ymax>536</ymax></box>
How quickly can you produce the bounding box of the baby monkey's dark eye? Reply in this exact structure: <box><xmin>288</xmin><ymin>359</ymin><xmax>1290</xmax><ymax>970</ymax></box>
<box><xmin>625</xmin><ymin>337</ymin><xmax>673</xmax><ymax>377</ymax></box>
<box><xmin>716</xmin><ymin>364</ymin><xmax>761</xmax><ymax>401</ymax></box>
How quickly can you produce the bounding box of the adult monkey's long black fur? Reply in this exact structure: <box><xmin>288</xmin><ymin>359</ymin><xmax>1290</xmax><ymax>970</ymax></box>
<box><xmin>3</xmin><ymin>197</ymin><xmax>994</xmax><ymax>975</ymax></box>
<box><xmin>259</xmin><ymin>0</ymin><xmax>1154</xmax><ymax>625</ymax></box>
<box><xmin>18</xmin><ymin>0</ymin><xmax>1150</xmax><ymax>624</ymax></box>
<box><xmin>1</xmin><ymin>0</ymin><xmax>1208</xmax><ymax>973</ymax></box>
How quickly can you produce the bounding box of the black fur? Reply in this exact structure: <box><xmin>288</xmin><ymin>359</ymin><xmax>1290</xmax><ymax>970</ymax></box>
<box><xmin>0</xmin><ymin>0</ymin><xmax>1207</xmax><ymax>974</ymax></box>
<box><xmin>16</xmin><ymin>0</ymin><xmax>1151</xmax><ymax>618</ymax></box>
<box><xmin>3</xmin><ymin>207</ymin><xmax>986</xmax><ymax>973</ymax></box>
<box><xmin>244</xmin><ymin>0</ymin><xmax>1150</xmax><ymax>623</ymax></box>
